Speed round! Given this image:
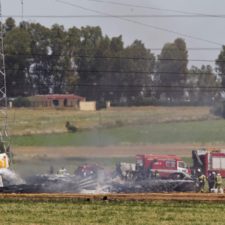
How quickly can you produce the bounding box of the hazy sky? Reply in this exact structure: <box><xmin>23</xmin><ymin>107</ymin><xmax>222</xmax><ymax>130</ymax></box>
<box><xmin>2</xmin><ymin>0</ymin><xmax>225</xmax><ymax>68</ymax></box>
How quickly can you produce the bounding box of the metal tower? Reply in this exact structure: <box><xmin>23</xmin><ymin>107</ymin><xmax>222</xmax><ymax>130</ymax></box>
<box><xmin>0</xmin><ymin>0</ymin><xmax>10</xmax><ymax>153</ymax></box>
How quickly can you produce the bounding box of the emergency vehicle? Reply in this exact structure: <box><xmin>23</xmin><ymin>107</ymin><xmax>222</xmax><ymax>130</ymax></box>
<box><xmin>135</xmin><ymin>154</ymin><xmax>189</xmax><ymax>178</ymax></box>
<box><xmin>192</xmin><ymin>148</ymin><xmax>225</xmax><ymax>177</ymax></box>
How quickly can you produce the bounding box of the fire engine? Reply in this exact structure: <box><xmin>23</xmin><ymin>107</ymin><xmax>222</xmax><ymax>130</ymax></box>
<box><xmin>135</xmin><ymin>154</ymin><xmax>190</xmax><ymax>178</ymax></box>
<box><xmin>192</xmin><ymin>148</ymin><xmax>225</xmax><ymax>178</ymax></box>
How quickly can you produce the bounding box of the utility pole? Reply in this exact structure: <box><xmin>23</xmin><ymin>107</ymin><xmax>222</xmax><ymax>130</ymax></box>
<box><xmin>0</xmin><ymin>0</ymin><xmax>10</xmax><ymax>152</ymax></box>
<box><xmin>20</xmin><ymin>0</ymin><xmax>24</xmax><ymax>21</ymax></box>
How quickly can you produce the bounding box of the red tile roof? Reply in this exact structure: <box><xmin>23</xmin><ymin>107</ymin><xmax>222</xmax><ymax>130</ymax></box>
<box><xmin>35</xmin><ymin>94</ymin><xmax>85</xmax><ymax>100</ymax></box>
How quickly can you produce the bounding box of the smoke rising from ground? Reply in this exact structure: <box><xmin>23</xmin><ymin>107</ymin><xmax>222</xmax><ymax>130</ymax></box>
<box><xmin>0</xmin><ymin>168</ymin><xmax>197</xmax><ymax>193</ymax></box>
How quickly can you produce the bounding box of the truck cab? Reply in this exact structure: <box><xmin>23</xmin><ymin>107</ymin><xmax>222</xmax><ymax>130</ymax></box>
<box><xmin>136</xmin><ymin>154</ymin><xmax>189</xmax><ymax>178</ymax></box>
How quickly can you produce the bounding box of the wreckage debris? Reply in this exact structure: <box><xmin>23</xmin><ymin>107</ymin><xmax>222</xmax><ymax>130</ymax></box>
<box><xmin>0</xmin><ymin>172</ymin><xmax>197</xmax><ymax>194</ymax></box>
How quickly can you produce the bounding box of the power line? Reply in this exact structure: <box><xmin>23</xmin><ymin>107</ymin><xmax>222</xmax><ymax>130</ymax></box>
<box><xmin>4</xmin><ymin>53</ymin><xmax>222</xmax><ymax>63</ymax></box>
<box><xmin>84</xmin><ymin>0</ymin><xmax>206</xmax><ymax>16</ymax></box>
<box><xmin>5</xmin><ymin>47</ymin><xmax>222</xmax><ymax>53</ymax></box>
<box><xmin>5</xmin><ymin>14</ymin><xmax>225</xmax><ymax>18</ymax></box>
<box><xmin>152</xmin><ymin>47</ymin><xmax>221</xmax><ymax>51</ymax></box>
<box><xmin>4</xmin><ymin>68</ymin><xmax>221</xmax><ymax>76</ymax></box>
<box><xmin>7</xmin><ymin>83</ymin><xmax>223</xmax><ymax>93</ymax></box>
<box><xmin>56</xmin><ymin>0</ymin><xmax>223</xmax><ymax>46</ymax></box>
<box><xmin>76</xmin><ymin>83</ymin><xmax>221</xmax><ymax>89</ymax></box>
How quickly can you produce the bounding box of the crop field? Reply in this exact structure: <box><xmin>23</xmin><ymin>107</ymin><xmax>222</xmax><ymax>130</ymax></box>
<box><xmin>11</xmin><ymin>119</ymin><xmax>225</xmax><ymax>147</ymax></box>
<box><xmin>1</xmin><ymin>194</ymin><xmax>225</xmax><ymax>225</ymax></box>
<box><xmin>8</xmin><ymin>106</ymin><xmax>214</xmax><ymax>136</ymax></box>
<box><xmin>5</xmin><ymin>106</ymin><xmax>225</xmax><ymax>148</ymax></box>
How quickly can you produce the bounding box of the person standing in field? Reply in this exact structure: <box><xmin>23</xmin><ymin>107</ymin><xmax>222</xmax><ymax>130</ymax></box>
<box><xmin>208</xmin><ymin>172</ymin><xmax>216</xmax><ymax>192</ymax></box>
<box><xmin>216</xmin><ymin>173</ymin><xmax>223</xmax><ymax>193</ymax></box>
<box><xmin>154</xmin><ymin>170</ymin><xmax>160</xmax><ymax>179</ymax></box>
<box><xmin>198</xmin><ymin>173</ymin><xmax>207</xmax><ymax>192</ymax></box>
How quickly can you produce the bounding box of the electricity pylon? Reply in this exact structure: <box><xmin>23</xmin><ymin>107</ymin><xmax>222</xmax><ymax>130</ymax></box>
<box><xmin>0</xmin><ymin>0</ymin><xmax>10</xmax><ymax>153</ymax></box>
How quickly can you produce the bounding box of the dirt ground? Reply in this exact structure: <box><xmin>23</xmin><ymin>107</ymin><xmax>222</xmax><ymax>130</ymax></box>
<box><xmin>12</xmin><ymin>144</ymin><xmax>218</xmax><ymax>159</ymax></box>
<box><xmin>1</xmin><ymin>193</ymin><xmax>225</xmax><ymax>202</ymax></box>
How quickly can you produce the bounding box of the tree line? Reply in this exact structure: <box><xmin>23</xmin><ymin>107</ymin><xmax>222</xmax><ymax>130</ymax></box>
<box><xmin>4</xmin><ymin>18</ymin><xmax>225</xmax><ymax>105</ymax></box>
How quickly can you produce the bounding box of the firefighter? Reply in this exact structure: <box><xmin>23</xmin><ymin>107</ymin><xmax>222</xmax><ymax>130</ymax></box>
<box><xmin>216</xmin><ymin>173</ymin><xmax>223</xmax><ymax>193</ymax></box>
<box><xmin>198</xmin><ymin>173</ymin><xmax>207</xmax><ymax>192</ymax></box>
<box><xmin>208</xmin><ymin>172</ymin><xmax>216</xmax><ymax>192</ymax></box>
<box><xmin>154</xmin><ymin>170</ymin><xmax>160</xmax><ymax>179</ymax></box>
<box><xmin>49</xmin><ymin>165</ymin><xmax>54</xmax><ymax>174</ymax></box>
<box><xmin>148</xmin><ymin>166</ymin><xmax>153</xmax><ymax>178</ymax></box>
<box><xmin>57</xmin><ymin>167</ymin><xmax>67</xmax><ymax>175</ymax></box>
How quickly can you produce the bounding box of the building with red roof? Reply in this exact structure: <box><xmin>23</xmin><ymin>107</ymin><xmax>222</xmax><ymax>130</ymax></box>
<box><xmin>28</xmin><ymin>94</ymin><xmax>85</xmax><ymax>108</ymax></box>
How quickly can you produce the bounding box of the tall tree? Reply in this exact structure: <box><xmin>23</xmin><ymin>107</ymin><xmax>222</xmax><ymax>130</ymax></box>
<box><xmin>157</xmin><ymin>38</ymin><xmax>188</xmax><ymax>100</ymax></box>
<box><xmin>64</xmin><ymin>26</ymin><xmax>81</xmax><ymax>93</ymax></box>
<box><xmin>98</xmin><ymin>35</ymin><xmax>124</xmax><ymax>101</ymax></box>
<box><xmin>26</xmin><ymin>22</ymin><xmax>51</xmax><ymax>94</ymax></box>
<box><xmin>76</xmin><ymin>26</ymin><xmax>105</xmax><ymax>99</ymax></box>
<box><xmin>4</xmin><ymin>26</ymin><xmax>31</xmax><ymax>96</ymax></box>
<box><xmin>188</xmin><ymin>65</ymin><xmax>219</xmax><ymax>103</ymax></box>
<box><xmin>5</xmin><ymin>17</ymin><xmax>16</xmax><ymax>32</ymax></box>
<box><xmin>216</xmin><ymin>46</ymin><xmax>225</xmax><ymax>87</ymax></box>
<box><xmin>119</xmin><ymin>40</ymin><xmax>155</xmax><ymax>100</ymax></box>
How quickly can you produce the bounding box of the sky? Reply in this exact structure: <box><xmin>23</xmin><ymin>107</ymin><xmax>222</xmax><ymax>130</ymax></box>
<box><xmin>2</xmin><ymin>0</ymin><xmax>225</xmax><ymax>68</ymax></box>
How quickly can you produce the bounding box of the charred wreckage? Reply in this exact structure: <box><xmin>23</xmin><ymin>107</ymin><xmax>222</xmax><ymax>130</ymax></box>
<box><xmin>1</xmin><ymin>148</ymin><xmax>224</xmax><ymax>194</ymax></box>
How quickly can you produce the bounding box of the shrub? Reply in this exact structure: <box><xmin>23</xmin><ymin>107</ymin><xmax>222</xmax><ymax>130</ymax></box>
<box><xmin>211</xmin><ymin>101</ymin><xmax>225</xmax><ymax>118</ymax></box>
<box><xmin>65</xmin><ymin>121</ymin><xmax>77</xmax><ymax>132</ymax></box>
<box><xmin>13</xmin><ymin>97</ymin><xmax>31</xmax><ymax>107</ymax></box>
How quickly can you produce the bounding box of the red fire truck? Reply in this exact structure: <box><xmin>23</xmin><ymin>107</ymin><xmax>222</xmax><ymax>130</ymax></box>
<box><xmin>192</xmin><ymin>148</ymin><xmax>225</xmax><ymax>177</ymax></box>
<box><xmin>135</xmin><ymin>154</ymin><xmax>190</xmax><ymax>178</ymax></box>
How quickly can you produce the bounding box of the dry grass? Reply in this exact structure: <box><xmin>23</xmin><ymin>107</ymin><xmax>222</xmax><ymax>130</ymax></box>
<box><xmin>6</xmin><ymin>106</ymin><xmax>213</xmax><ymax>136</ymax></box>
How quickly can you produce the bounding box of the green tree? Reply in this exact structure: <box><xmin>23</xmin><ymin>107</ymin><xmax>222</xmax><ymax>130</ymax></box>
<box><xmin>64</xmin><ymin>26</ymin><xmax>81</xmax><ymax>93</ymax></box>
<box><xmin>188</xmin><ymin>65</ymin><xmax>219</xmax><ymax>104</ymax></box>
<box><xmin>98</xmin><ymin>35</ymin><xmax>124</xmax><ymax>102</ymax></box>
<box><xmin>216</xmin><ymin>46</ymin><xmax>225</xmax><ymax>87</ymax></box>
<box><xmin>76</xmin><ymin>26</ymin><xmax>106</xmax><ymax>99</ymax></box>
<box><xmin>4</xmin><ymin>26</ymin><xmax>31</xmax><ymax>96</ymax></box>
<box><xmin>119</xmin><ymin>40</ymin><xmax>155</xmax><ymax>101</ymax></box>
<box><xmin>5</xmin><ymin>17</ymin><xmax>16</xmax><ymax>32</ymax></box>
<box><xmin>157</xmin><ymin>38</ymin><xmax>188</xmax><ymax>100</ymax></box>
<box><xmin>26</xmin><ymin>22</ymin><xmax>51</xmax><ymax>94</ymax></box>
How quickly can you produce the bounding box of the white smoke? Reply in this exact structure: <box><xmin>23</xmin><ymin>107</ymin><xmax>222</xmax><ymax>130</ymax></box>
<box><xmin>0</xmin><ymin>169</ymin><xmax>25</xmax><ymax>186</ymax></box>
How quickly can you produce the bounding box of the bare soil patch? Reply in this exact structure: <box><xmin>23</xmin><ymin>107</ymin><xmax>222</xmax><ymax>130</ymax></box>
<box><xmin>13</xmin><ymin>144</ymin><xmax>207</xmax><ymax>159</ymax></box>
<box><xmin>1</xmin><ymin>193</ymin><xmax>225</xmax><ymax>202</ymax></box>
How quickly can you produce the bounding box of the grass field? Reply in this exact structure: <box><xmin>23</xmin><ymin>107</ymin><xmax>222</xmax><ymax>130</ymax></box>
<box><xmin>7</xmin><ymin>106</ymin><xmax>213</xmax><ymax>136</ymax></box>
<box><xmin>11</xmin><ymin>119</ymin><xmax>225</xmax><ymax>147</ymax></box>
<box><xmin>1</xmin><ymin>199</ymin><xmax>225</xmax><ymax>225</ymax></box>
<box><xmin>5</xmin><ymin>106</ymin><xmax>225</xmax><ymax>146</ymax></box>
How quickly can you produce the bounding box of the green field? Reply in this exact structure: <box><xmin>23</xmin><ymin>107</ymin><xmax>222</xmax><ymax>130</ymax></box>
<box><xmin>5</xmin><ymin>106</ymin><xmax>224</xmax><ymax>146</ymax></box>
<box><xmin>12</xmin><ymin>119</ymin><xmax>225</xmax><ymax>146</ymax></box>
<box><xmin>1</xmin><ymin>199</ymin><xmax>225</xmax><ymax>225</ymax></box>
<box><xmin>8</xmin><ymin>106</ymin><xmax>213</xmax><ymax>136</ymax></box>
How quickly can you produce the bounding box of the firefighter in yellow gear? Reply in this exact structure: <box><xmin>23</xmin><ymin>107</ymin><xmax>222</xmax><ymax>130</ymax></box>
<box><xmin>198</xmin><ymin>174</ymin><xmax>207</xmax><ymax>192</ymax></box>
<box><xmin>154</xmin><ymin>170</ymin><xmax>160</xmax><ymax>179</ymax></box>
<box><xmin>216</xmin><ymin>173</ymin><xmax>223</xmax><ymax>193</ymax></box>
